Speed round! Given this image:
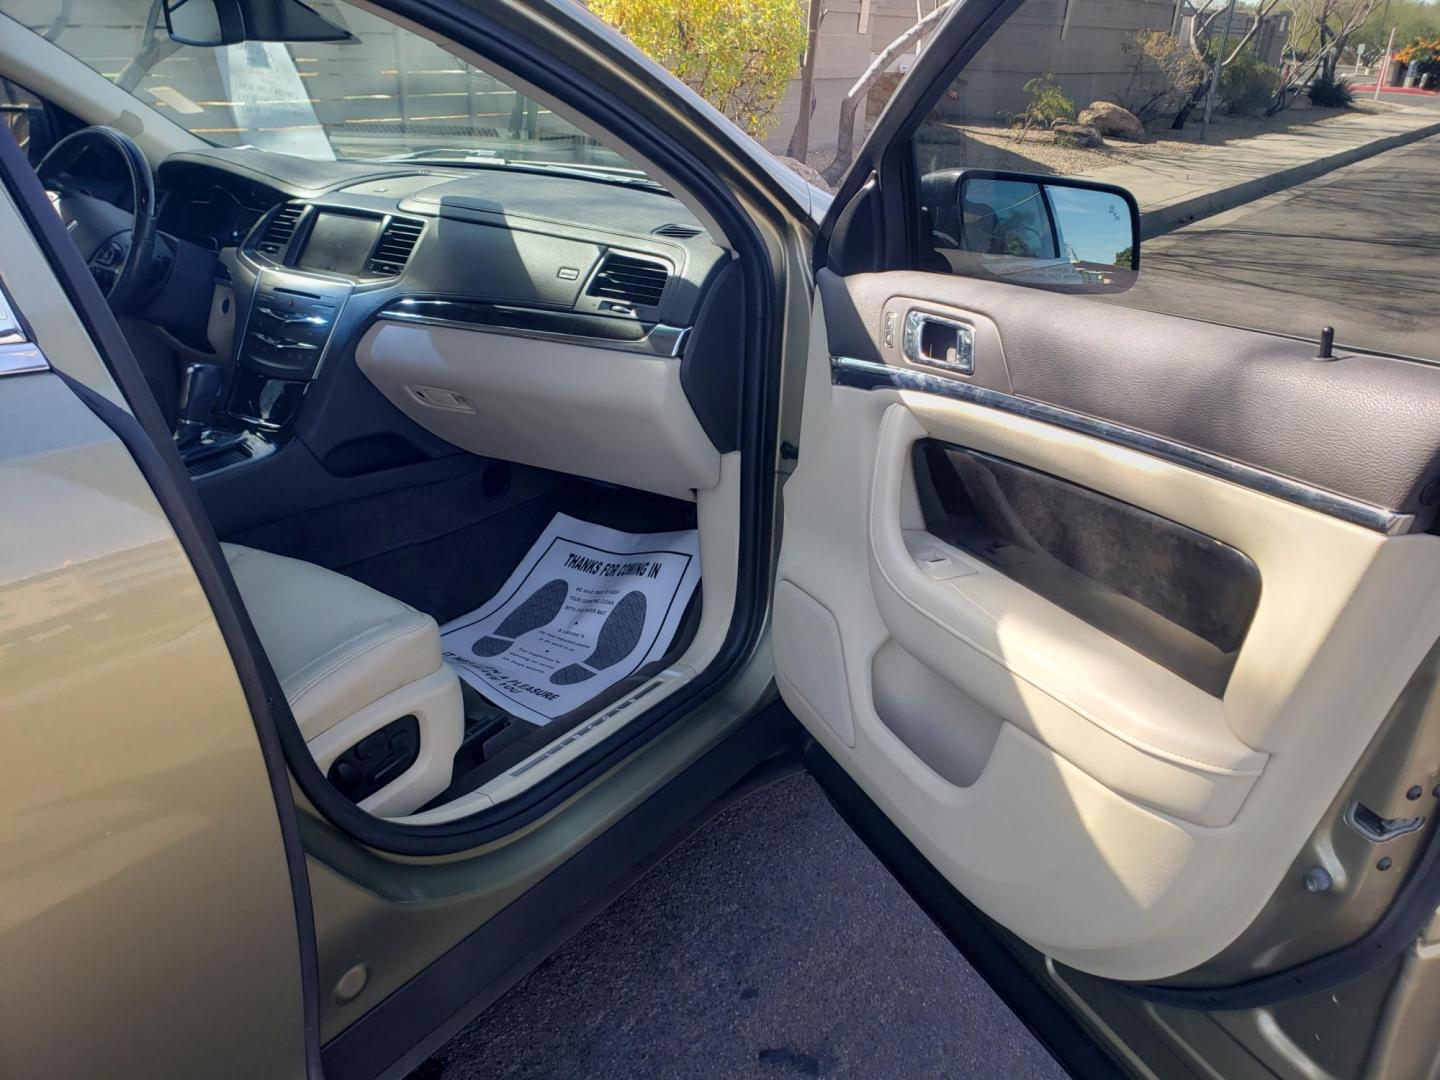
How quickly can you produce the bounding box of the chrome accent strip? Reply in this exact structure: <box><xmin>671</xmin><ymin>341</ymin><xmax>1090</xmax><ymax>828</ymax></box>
<box><xmin>377</xmin><ymin>301</ymin><xmax>689</xmax><ymax>358</ymax></box>
<box><xmin>0</xmin><ymin>281</ymin><xmax>45</xmax><ymax>376</ymax></box>
<box><xmin>0</xmin><ymin>280</ymin><xmax>24</xmax><ymax>345</ymax></box>
<box><xmin>229</xmin><ymin>268</ymin><xmax>353</xmax><ymax>430</ymax></box>
<box><xmin>0</xmin><ymin>342</ymin><xmax>48</xmax><ymax>377</ymax></box>
<box><xmin>832</xmin><ymin>355</ymin><xmax>1412</xmax><ymax>536</ymax></box>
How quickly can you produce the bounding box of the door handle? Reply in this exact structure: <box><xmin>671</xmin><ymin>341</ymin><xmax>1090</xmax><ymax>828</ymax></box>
<box><xmin>902</xmin><ymin>310</ymin><xmax>974</xmax><ymax>375</ymax></box>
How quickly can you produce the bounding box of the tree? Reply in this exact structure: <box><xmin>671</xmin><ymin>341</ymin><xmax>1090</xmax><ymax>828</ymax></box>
<box><xmin>786</xmin><ymin>0</ymin><xmax>827</xmax><ymax>159</ymax></box>
<box><xmin>1353</xmin><ymin>0</ymin><xmax>1440</xmax><ymax>54</ymax></box>
<box><xmin>590</xmin><ymin>0</ymin><xmax>809</xmax><ymax>139</ymax></box>
<box><xmin>1117</xmin><ymin>30</ymin><xmax>1209</xmax><ymax>124</ymax></box>
<box><xmin>822</xmin><ymin>0</ymin><xmax>957</xmax><ymax>185</ymax></box>
<box><xmin>1171</xmin><ymin>0</ymin><xmax>1285</xmax><ymax>127</ymax></box>
<box><xmin>1269</xmin><ymin>0</ymin><xmax>1382</xmax><ymax>112</ymax></box>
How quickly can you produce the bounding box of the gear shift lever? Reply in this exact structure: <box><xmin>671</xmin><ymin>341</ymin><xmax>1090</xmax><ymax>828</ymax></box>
<box><xmin>174</xmin><ymin>362</ymin><xmax>223</xmax><ymax>451</ymax></box>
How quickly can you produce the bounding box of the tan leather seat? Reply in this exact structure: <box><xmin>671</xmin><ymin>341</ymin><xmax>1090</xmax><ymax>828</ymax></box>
<box><xmin>223</xmin><ymin>543</ymin><xmax>463</xmax><ymax>816</ymax></box>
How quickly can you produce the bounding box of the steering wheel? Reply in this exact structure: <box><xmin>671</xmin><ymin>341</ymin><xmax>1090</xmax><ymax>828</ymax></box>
<box><xmin>37</xmin><ymin>126</ymin><xmax>158</xmax><ymax>313</ymax></box>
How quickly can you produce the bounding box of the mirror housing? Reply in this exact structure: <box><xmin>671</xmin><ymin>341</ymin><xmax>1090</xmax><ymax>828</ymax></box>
<box><xmin>921</xmin><ymin>169</ymin><xmax>1140</xmax><ymax>293</ymax></box>
<box><xmin>163</xmin><ymin>0</ymin><xmax>355</xmax><ymax>47</ymax></box>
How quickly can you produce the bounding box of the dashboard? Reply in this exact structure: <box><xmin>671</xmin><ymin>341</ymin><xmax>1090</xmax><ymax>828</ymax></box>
<box><xmin>148</xmin><ymin>147</ymin><xmax>738</xmax><ymax>496</ymax></box>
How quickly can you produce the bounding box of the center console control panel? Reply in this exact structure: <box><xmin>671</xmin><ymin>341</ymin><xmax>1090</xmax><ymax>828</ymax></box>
<box><xmin>228</xmin><ymin>269</ymin><xmax>352</xmax><ymax>430</ymax></box>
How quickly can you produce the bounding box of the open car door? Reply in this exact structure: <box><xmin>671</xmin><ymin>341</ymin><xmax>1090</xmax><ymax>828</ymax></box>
<box><xmin>775</xmin><ymin>0</ymin><xmax>1440</xmax><ymax>1073</ymax></box>
<box><xmin>0</xmin><ymin>128</ymin><xmax>317</xmax><ymax>1079</ymax></box>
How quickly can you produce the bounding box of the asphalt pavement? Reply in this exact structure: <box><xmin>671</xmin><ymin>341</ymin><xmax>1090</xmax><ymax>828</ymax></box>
<box><xmin>1104</xmin><ymin>129</ymin><xmax>1440</xmax><ymax>358</ymax></box>
<box><xmin>418</xmin><ymin>772</ymin><xmax>1065</xmax><ymax>1079</ymax></box>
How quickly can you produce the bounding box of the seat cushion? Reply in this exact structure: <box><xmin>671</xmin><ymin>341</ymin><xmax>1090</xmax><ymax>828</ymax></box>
<box><xmin>222</xmin><ymin>543</ymin><xmax>444</xmax><ymax>741</ymax></box>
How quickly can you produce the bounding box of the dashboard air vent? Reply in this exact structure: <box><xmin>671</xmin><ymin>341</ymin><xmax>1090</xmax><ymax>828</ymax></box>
<box><xmin>652</xmin><ymin>223</ymin><xmax>702</xmax><ymax>239</ymax></box>
<box><xmin>256</xmin><ymin>203</ymin><xmax>303</xmax><ymax>259</ymax></box>
<box><xmin>586</xmin><ymin>252</ymin><xmax>668</xmax><ymax>308</ymax></box>
<box><xmin>367</xmin><ymin>217</ymin><xmax>426</xmax><ymax>276</ymax></box>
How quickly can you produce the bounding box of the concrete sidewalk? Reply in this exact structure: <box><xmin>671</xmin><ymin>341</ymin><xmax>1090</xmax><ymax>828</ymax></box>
<box><xmin>1085</xmin><ymin>105</ymin><xmax>1440</xmax><ymax>238</ymax></box>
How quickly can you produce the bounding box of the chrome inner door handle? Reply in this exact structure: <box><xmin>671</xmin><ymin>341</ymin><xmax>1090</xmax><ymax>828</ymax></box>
<box><xmin>902</xmin><ymin>310</ymin><xmax>974</xmax><ymax>375</ymax></box>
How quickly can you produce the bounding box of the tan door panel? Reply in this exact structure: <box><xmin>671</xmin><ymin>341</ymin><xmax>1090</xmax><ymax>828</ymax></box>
<box><xmin>775</xmin><ymin>317</ymin><xmax>1440</xmax><ymax>980</ymax></box>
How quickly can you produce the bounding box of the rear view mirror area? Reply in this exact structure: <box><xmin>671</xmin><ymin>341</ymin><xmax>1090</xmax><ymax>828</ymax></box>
<box><xmin>922</xmin><ymin>169</ymin><xmax>1139</xmax><ymax>293</ymax></box>
<box><xmin>163</xmin><ymin>0</ymin><xmax>355</xmax><ymax>47</ymax></box>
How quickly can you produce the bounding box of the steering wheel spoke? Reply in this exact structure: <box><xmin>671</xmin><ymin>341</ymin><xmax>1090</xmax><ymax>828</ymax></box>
<box><xmin>88</xmin><ymin>236</ymin><xmax>127</xmax><ymax>294</ymax></box>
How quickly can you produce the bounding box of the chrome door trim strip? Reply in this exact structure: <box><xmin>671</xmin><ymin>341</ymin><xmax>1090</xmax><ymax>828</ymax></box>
<box><xmin>0</xmin><ymin>280</ymin><xmax>47</xmax><ymax>376</ymax></box>
<box><xmin>832</xmin><ymin>355</ymin><xmax>1412</xmax><ymax>536</ymax></box>
<box><xmin>0</xmin><ymin>342</ymin><xmax>48</xmax><ymax>377</ymax></box>
<box><xmin>0</xmin><ymin>283</ymin><xmax>24</xmax><ymax>346</ymax></box>
<box><xmin>377</xmin><ymin>299</ymin><xmax>689</xmax><ymax>358</ymax></box>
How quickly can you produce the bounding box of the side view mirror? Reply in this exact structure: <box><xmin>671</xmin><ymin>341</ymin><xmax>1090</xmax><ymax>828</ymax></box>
<box><xmin>922</xmin><ymin>169</ymin><xmax>1139</xmax><ymax>293</ymax></box>
<box><xmin>163</xmin><ymin>0</ymin><xmax>355</xmax><ymax>47</ymax></box>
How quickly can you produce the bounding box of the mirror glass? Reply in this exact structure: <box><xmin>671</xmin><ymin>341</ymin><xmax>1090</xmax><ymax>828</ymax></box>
<box><xmin>954</xmin><ymin>176</ymin><xmax>1136</xmax><ymax>290</ymax></box>
<box><xmin>164</xmin><ymin>0</ymin><xmax>225</xmax><ymax>46</ymax></box>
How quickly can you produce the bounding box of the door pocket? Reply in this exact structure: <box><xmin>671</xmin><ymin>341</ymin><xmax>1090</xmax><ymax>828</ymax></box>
<box><xmin>912</xmin><ymin>440</ymin><xmax>1261</xmax><ymax>697</ymax></box>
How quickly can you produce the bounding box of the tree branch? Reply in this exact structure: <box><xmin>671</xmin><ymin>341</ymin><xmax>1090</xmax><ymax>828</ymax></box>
<box><xmin>823</xmin><ymin>0</ymin><xmax>959</xmax><ymax>183</ymax></box>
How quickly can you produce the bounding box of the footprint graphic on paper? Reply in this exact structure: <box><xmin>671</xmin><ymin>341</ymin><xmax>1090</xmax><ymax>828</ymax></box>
<box><xmin>550</xmin><ymin>590</ymin><xmax>647</xmax><ymax>685</ymax></box>
<box><xmin>472</xmin><ymin>578</ymin><xmax>569</xmax><ymax>658</ymax></box>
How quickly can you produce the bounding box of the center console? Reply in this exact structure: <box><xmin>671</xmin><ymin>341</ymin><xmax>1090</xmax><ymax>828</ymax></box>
<box><xmin>230</xmin><ymin>269</ymin><xmax>353</xmax><ymax>429</ymax></box>
<box><xmin>180</xmin><ymin>266</ymin><xmax>353</xmax><ymax>477</ymax></box>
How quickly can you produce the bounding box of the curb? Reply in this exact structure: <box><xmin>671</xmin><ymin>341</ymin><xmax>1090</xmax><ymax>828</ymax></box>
<box><xmin>1138</xmin><ymin>118</ymin><xmax>1440</xmax><ymax>239</ymax></box>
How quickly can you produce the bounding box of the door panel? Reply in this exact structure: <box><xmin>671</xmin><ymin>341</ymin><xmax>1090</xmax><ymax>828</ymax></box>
<box><xmin>0</xmin><ymin>247</ymin><xmax>310</xmax><ymax>1079</ymax></box>
<box><xmin>909</xmin><ymin>439</ymin><xmax>1262</xmax><ymax>697</ymax></box>
<box><xmin>821</xmin><ymin>272</ymin><xmax>1440</xmax><ymax>527</ymax></box>
<box><xmin>775</xmin><ymin>275</ymin><xmax>1440</xmax><ymax>982</ymax></box>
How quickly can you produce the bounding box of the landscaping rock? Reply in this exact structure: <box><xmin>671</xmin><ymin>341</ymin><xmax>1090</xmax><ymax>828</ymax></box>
<box><xmin>1078</xmin><ymin>101</ymin><xmax>1146</xmax><ymax>141</ymax></box>
<box><xmin>1051</xmin><ymin>122</ymin><xmax>1104</xmax><ymax>148</ymax></box>
<box><xmin>775</xmin><ymin>155</ymin><xmax>833</xmax><ymax>193</ymax></box>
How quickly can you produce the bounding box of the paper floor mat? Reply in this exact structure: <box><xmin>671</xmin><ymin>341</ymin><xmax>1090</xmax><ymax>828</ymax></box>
<box><xmin>440</xmin><ymin>513</ymin><xmax>700</xmax><ymax>726</ymax></box>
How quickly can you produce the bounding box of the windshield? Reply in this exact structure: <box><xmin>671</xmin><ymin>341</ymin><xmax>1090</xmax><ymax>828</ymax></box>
<box><xmin>0</xmin><ymin>0</ymin><xmax>641</xmax><ymax>171</ymax></box>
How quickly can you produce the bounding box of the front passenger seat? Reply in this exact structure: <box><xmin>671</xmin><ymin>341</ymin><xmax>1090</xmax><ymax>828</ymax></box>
<box><xmin>223</xmin><ymin>543</ymin><xmax>464</xmax><ymax>817</ymax></box>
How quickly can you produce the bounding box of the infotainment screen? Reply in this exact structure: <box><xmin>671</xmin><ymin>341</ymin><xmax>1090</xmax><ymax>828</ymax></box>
<box><xmin>297</xmin><ymin>212</ymin><xmax>383</xmax><ymax>275</ymax></box>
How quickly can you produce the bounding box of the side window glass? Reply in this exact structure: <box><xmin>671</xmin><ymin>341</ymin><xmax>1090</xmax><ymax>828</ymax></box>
<box><xmin>905</xmin><ymin>0</ymin><xmax>1436</xmax><ymax>358</ymax></box>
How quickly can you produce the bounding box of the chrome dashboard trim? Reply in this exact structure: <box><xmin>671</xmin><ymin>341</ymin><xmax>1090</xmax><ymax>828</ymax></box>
<box><xmin>377</xmin><ymin>299</ymin><xmax>689</xmax><ymax>358</ymax></box>
<box><xmin>832</xmin><ymin>355</ymin><xmax>1412</xmax><ymax>536</ymax></box>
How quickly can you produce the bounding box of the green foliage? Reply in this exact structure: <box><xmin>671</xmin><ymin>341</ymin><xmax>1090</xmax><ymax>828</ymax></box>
<box><xmin>1308</xmin><ymin>71</ymin><xmax>1355</xmax><ymax>106</ymax></box>
<box><xmin>1352</xmin><ymin>0</ymin><xmax>1440</xmax><ymax>53</ymax></box>
<box><xmin>1007</xmin><ymin>73</ymin><xmax>1076</xmax><ymax>141</ymax></box>
<box><xmin>589</xmin><ymin>0</ymin><xmax>808</xmax><ymax>138</ymax></box>
<box><xmin>1215</xmin><ymin>49</ymin><xmax>1280</xmax><ymax>114</ymax></box>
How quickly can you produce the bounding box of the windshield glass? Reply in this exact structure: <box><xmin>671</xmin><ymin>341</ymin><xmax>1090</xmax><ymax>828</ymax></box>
<box><xmin>0</xmin><ymin>0</ymin><xmax>640</xmax><ymax>170</ymax></box>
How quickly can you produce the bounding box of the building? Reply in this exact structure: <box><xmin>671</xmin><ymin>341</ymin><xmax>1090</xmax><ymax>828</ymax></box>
<box><xmin>764</xmin><ymin>0</ymin><xmax>1289</xmax><ymax>155</ymax></box>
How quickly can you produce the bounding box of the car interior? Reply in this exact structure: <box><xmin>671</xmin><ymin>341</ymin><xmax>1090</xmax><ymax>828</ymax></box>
<box><xmin>13</xmin><ymin>8</ymin><xmax>1440</xmax><ymax>1070</ymax></box>
<box><xmin>0</xmin><ymin>5</ymin><xmax>749</xmax><ymax>823</ymax></box>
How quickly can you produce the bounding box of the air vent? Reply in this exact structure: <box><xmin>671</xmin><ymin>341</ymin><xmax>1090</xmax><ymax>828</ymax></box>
<box><xmin>367</xmin><ymin>217</ymin><xmax>426</xmax><ymax>276</ymax></box>
<box><xmin>586</xmin><ymin>252</ymin><xmax>669</xmax><ymax>308</ymax></box>
<box><xmin>256</xmin><ymin>203</ymin><xmax>303</xmax><ymax>259</ymax></box>
<box><xmin>653</xmin><ymin>223</ymin><xmax>702</xmax><ymax>239</ymax></box>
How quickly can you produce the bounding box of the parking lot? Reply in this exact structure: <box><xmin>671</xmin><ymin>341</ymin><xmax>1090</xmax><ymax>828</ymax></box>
<box><xmin>420</xmin><ymin>773</ymin><xmax>1064</xmax><ymax>1079</ymax></box>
